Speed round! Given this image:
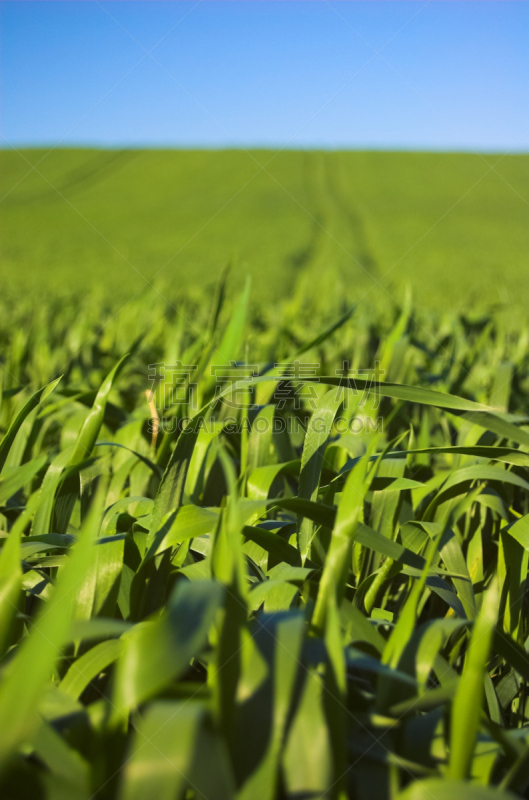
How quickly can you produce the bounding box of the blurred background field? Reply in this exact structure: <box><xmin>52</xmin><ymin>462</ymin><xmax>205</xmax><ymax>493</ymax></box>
<box><xmin>1</xmin><ymin>147</ymin><xmax>527</xmax><ymax>310</ymax></box>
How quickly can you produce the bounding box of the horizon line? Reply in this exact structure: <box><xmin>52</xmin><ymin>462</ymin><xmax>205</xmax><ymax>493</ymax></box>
<box><xmin>2</xmin><ymin>142</ymin><xmax>529</xmax><ymax>156</ymax></box>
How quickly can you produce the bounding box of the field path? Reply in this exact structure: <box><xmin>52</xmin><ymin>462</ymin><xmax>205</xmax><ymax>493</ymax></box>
<box><xmin>284</xmin><ymin>152</ymin><xmax>380</xmax><ymax>300</ymax></box>
<box><xmin>327</xmin><ymin>152</ymin><xmax>379</xmax><ymax>279</ymax></box>
<box><xmin>1</xmin><ymin>150</ymin><xmax>138</xmax><ymax>206</ymax></box>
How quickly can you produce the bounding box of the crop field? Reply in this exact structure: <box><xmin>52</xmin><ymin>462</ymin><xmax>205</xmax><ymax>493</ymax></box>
<box><xmin>0</xmin><ymin>254</ymin><xmax>529</xmax><ymax>800</ymax></box>
<box><xmin>1</xmin><ymin>148</ymin><xmax>528</xmax><ymax>310</ymax></box>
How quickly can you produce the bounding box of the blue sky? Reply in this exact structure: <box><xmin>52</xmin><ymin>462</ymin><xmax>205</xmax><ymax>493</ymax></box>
<box><xmin>1</xmin><ymin>1</ymin><xmax>528</xmax><ymax>151</ymax></box>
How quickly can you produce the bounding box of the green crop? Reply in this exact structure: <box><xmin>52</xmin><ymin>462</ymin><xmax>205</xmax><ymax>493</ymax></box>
<box><xmin>0</xmin><ymin>269</ymin><xmax>528</xmax><ymax>800</ymax></box>
<box><xmin>1</xmin><ymin>149</ymin><xmax>528</xmax><ymax>311</ymax></box>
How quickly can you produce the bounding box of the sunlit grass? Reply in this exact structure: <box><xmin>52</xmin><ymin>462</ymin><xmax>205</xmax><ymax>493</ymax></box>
<box><xmin>0</xmin><ymin>272</ymin><xmax>528</xmax><ymax>798</ymax></box>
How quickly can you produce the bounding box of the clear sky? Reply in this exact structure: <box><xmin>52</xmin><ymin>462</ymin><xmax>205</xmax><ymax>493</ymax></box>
<box><xmin>1</xmin><ymin>1</ymin><xmax>528</xmax><ymax>152</ymax></box>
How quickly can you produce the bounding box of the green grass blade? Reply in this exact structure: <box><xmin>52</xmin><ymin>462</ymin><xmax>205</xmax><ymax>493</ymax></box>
<box><xmin>0</xmin><ymin>377</ymin><xmax>61</xmax><ymax>473</ymax></box>
<box><xmin>448</xmin><ymin>574</ymin><xmax>500</xmax><ymax>781</ymax></box>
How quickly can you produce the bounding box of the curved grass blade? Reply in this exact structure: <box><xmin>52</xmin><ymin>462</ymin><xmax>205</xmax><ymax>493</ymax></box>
<box><xmin>298</xmin><ymin>389</ymin><xmax>343</xmax><ymax>560</ymax></box>
<box><xmin>0</xmin><ymin>377</ymin><xmax>61</xmax><ymax>473</ymax></box>
<box><xmin>112</xmin><ymin>579</ymin><xmax>223</xmax><ymax>719</ymax></box>
<box><xmin>69</xmin><ymin>355</ymin><xmax>128</xmax><ymax>467</ymax></box>
<box><xmin>0</xmin><ymin>485</ymin><xmax>103</xmax><ymax>768</ymax></box>
<box><xmin>118</xmin><ymin>701</ymin><xmax>207</xmax><ymax>800</ymax></box>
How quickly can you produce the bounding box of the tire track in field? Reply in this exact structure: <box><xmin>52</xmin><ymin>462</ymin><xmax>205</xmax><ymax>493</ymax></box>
<box><xmin>324</xmin><ymin>153</ymin><xmax>380</xmax><ymax>280</ymax></box>
<box><xmin>284</xmin><ymin>152</ymin><xmax>379</xmax><ymax>295</ymax></box>
<box><xmin>2</xmin><ymin>150</ymin><xmax>139</xmax><ymax>206</ymax></box>
<box><xmin>284</xmin><ymin>152</ymin><xmax>327</xmax><ymax>288</ymax></box>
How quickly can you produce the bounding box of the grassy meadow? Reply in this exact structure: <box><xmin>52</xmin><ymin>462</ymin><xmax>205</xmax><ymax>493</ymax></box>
<box><xmin>0</xmin><ymin>149</ymin><xmax>529</xmax><ymax>799</ymax></box>
<box><xmin>1</xmin><ymin>148</ymin><xmax>528</xmax><ymax>308</ymax></box>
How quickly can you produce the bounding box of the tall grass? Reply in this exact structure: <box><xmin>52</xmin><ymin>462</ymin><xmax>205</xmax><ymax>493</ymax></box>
<box><xmin>0</xmin><ymin>275</ymin><xmax>528</xmax><ymax>799</ymax></box>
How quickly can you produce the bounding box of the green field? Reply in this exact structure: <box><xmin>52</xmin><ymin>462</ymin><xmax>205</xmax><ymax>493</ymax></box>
<box><xmin>1</xmin><ymin>269</ymin><xmax>529</xmax><ymax>798</ymax></box>
<box><xmin>1</xmin><ymin>149</ymin><xmax>529</xmax><ymax>799</ymax></box>
<box><xmin>1</xmin><ymin>148</ymin><xmax>528</xmax><ymax>308</ymax></box>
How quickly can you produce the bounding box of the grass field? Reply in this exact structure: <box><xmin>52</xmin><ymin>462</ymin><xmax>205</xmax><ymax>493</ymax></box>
<box><xmin>0</xmin><ymin>266</ymin><xmax>529</xmax><ymax>798</ymax></box>
<box><xmin>1</xmin><ymin>148</ymin><xmax>528</xmax><ymax>309</ymax></box>
<box><xmin>1</xmin><ymin>148</ymin><xmax>529</xmax><ymax>798</ymax></box>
